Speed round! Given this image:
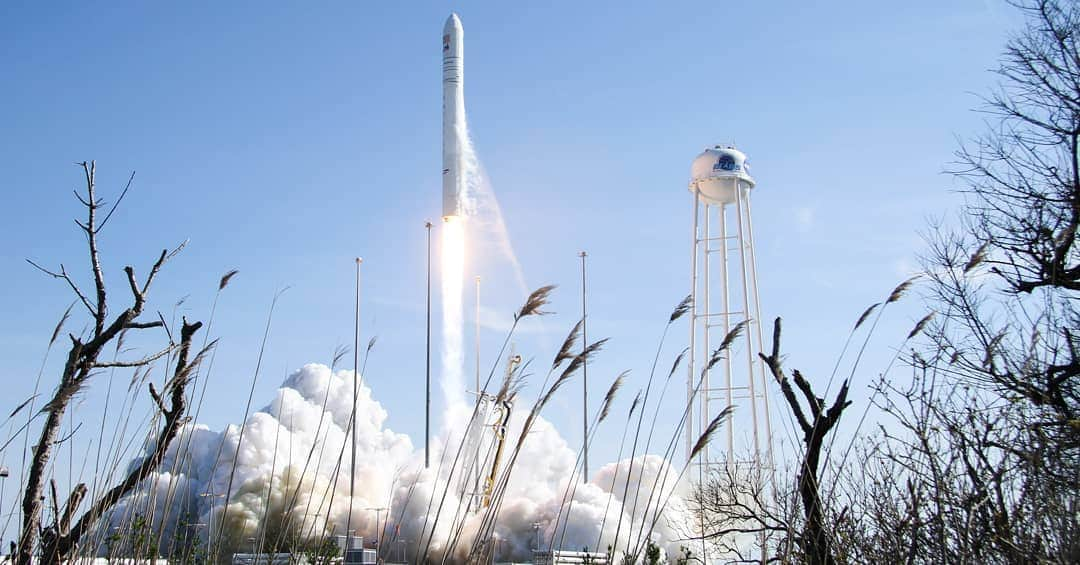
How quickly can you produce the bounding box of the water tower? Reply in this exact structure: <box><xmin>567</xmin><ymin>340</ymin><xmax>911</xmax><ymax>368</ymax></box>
<box><xmin>686</xmin><ymin>145</ymin><xmax>774</xmax><ymax>477</ymax></box>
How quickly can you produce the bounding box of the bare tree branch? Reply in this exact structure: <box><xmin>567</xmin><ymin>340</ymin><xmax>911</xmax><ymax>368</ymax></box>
<box><xmin>25</xmin><ymin>260</ymin><xmax>95</xmax><ymax>316</ymax></box>
<box><xmin>96</xmin><ymin>170</ymin><xmax>134</xmax><ymax>233</ymax></box>
<box><xmin>92</xmin><ymin>344</ymin><xmax>176</xmax><ymax>369</ymax></box>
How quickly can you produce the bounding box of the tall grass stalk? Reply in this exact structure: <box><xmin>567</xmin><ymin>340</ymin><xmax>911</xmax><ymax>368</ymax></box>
<box><xmin>156</xmin><ymin>271</ymin><xmax>235</xmax><ymax>556</ymax></box>
<box><xmin>631</xmin><ymin>407</ymin><xmax>733</xmax><ymax>558</ymax></box>
<box><xmin>810</xmin><ymin>277</ymin><xmax>921</xmax><ymax>507</ymax></box>
<box><xmin>624</xmin><ymin>298</ymin><xmax>692</xmax><ymax>532</ymax></box>
<box><xmin>254</xmin><ymin>371</ymin><xmax>287</xmax><ymax>557</ymax></box>
<box><xmin>617</xmin><ymin>323</ymin><xmax>740</xmax><ymax>560</ymax></box>
<box><xmin>440</xmin><ymin>362</ymin><xmax>528</xmax><ymax>563</ymax></box>
<box><xmin>628</xmin><ymin>348</ymin><xmax>687</xmax><ymax>552</ymax></box>
<box><xmin>555</xmin><ymin>296</ymin><xmax>690</xmax><ymax>557</ymax></box>
<box><xmin>466</xmin><ymin>338</ymin><xmax>606</xmax><ymax>562</ymax></box>
<box><xmin>822</xmin><ymin>308</ymin><xmax>935</xmax><ymax>505</ymax></box>
<box><xmin>414</xmin><ymin>332</ymin><xmax>515</xmax><ymax>559</ymax></box>
<box><xmin>417</xmin><ymin>286</ymin><xmax>555</xmax><ymax>560</ymax></box>
<box><xmin>593</xmin><ymin>391</ymin><xmax>642</xmax><ymax>556</ymax></box>
<box><xmin>272</xmin><ymin>345</ymin><xmax>349</xmax><ymax>551</ymax></box>
<box><xmin>2</xmin><ymin>303</ymin><xmax>72</xmax><ymax>543</ymax></box>
<box><xmin>381</xmin><ymin>460</ymin><xmax>424</xmax><ymax>554</ymax></box>
<box><xmin>627</xmin><ymin>324</ymin><xmax>742</xmax><ymax>560</ymax></box>
<box><xmin>549</xmin><ymin>371</ymin><xmax>628</xmax><ymax>553</ymax></box>
<box><xmin>212</xmin><ymin>288</ymin><xmax>287</xmax><ymax>557</ymax></box>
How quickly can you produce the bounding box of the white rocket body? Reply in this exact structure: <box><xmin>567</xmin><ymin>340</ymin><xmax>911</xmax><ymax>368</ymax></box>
<box><xmin>442</xmin><ymin>13</ymin><xmax>465</xmax><ymax>219</ymax></box>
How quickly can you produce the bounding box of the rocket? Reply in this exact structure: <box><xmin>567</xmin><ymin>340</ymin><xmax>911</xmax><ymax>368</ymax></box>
<box><xmin>442</xmin><ymin>13</ymin><xmax>465</xmax><ymax>220</ymax></box>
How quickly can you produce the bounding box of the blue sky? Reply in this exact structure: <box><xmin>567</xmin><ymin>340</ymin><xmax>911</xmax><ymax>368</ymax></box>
<box><xmin>0</xmin><ymin>0</ymin><xmax>1017</xmax><ymax>518</ymax></box>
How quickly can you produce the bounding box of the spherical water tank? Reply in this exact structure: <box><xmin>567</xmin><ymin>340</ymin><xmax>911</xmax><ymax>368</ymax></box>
<box><xmin>689</xmin><ymin>145</ymin><xmax>755</xmax><ymax>205</ymax></box>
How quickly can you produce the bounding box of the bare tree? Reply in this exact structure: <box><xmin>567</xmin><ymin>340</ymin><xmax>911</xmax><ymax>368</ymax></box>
<box><xmin>758</xmin><ymin>318</ymin><xmax>850</xmax><ymax>565</ymax></box>
<box><xmin>690</xmin><ymin>462</ymin><xmax>793</xmax><ymax>563</ymax></box>
<box><xmin>947</xmin><ymin>0</ymin><xmax>1079</xmax><ymax>454</ymax></box>
<box><xmin>692</xmin><ymin>318</ymin><xmax>851</xmax><ymax>565</ymax></box>
<box><xmin>959</xmin><ymin>0</ymin><xmax>1080</xmax><ymax>297</ymax></box>
<box><xmin>16</xmin><ymin>162</ymin><xmax>210</xmax><ymax>565</ymax></box>
<box><xmin>828</xmin><ymin>1</ymin><xmax>1080</xmax><ymax>563</ymax></box>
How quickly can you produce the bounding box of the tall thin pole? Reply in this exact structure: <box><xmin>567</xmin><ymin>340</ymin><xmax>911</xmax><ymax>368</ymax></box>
<box><xmin>719</xmin><ymin>202</ymin><xmax>734</xmax><ymax>467</ymax></box>
<box><xmin>425</xmin><ymin>221</ymin><xmax>433</xmax><ymax>469</ymax></box>
<box><xmin>734</xmin><ymin>185</ymin><xmax>761</xmax><ymax>467</ymax></box>
<box><xmin>368</xmin><ymin>506</ymin><xmax>387</xmax><ymax>555</ymax></box>
<box><xmin>702</xmin><ymin>204</ymin><xmax>711</xmax><ymax>465</ymax></box>
<box><xmin>348</xmin><ymin>257</ymin><xmax>362</xmax><ymax>553</ymax></box>
<box><xmin>475</xmin><ymin>276</ymin><xmax>481</xmax><ymax>398</ymax></box>
<box><xmin>474</xmin><ymin>275</ymin><xmax>481</xmax><ymax>511</ymax></box>
<box><xmin>744</xmin><ymin>195</ymin><xmax>776</xmax><ymax>485</ymax></box>
<box><xmin>579</xmin><ymin>250</ymin><xmax>588</xmax><ymax>482</ymax></box>
<box><xmin>688</xmin><ymin>191</ymin><xmax>699</xmax><ymax>462</ymax></box>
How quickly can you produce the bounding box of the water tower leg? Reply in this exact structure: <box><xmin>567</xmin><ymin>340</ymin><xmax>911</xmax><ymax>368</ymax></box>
<box><xmin>687</xmin><ymin>189</ymin><xmax>700</xmax><ymax>464</ymax></box>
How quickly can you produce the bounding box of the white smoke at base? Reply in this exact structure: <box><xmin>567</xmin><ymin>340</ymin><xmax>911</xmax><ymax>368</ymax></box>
<box><xmin>103</xmin><ymin>364</ymin><xmax>702</xmax><ymax>562</ymax></box>
<box><xmin>103</xmin><ymin>74</ymin><xmax>704</xmax><ymax>564</ymax></box>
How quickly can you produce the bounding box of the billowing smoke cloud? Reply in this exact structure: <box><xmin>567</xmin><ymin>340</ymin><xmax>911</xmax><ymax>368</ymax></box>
<box><xmin>104</xmin><ymin>364</ymin><xmax>700</xmax><ymax>562</ymax></box>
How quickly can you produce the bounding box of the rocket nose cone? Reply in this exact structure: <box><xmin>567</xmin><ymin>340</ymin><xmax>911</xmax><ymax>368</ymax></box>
<box><xmin>444</xmin><ymin>13</ymin><xmax>462</xmax><ymax>33</ymax></box>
